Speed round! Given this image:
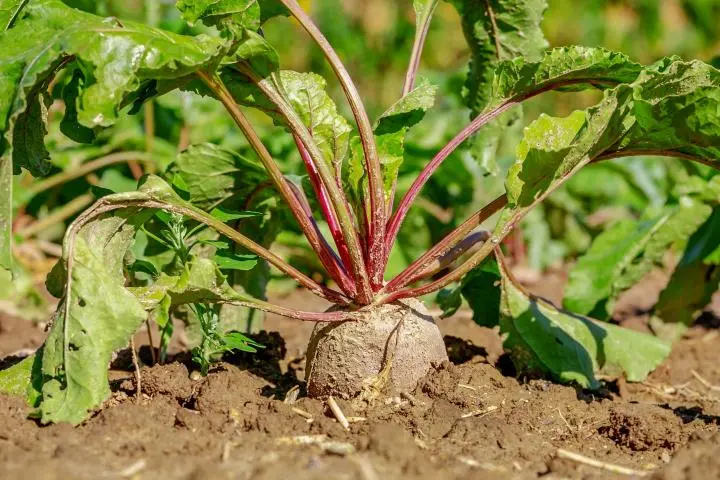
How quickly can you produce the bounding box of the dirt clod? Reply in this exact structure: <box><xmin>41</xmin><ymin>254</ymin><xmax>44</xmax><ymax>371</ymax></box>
<box><xmin>0</xmin><ymin>295</ymin><xmax>718</xmax><ymax>479</ymax></box>
<box><xmin>599</xmin><ymin>403</ymin><xmax>686</xmax><ymax>452</ymax></box>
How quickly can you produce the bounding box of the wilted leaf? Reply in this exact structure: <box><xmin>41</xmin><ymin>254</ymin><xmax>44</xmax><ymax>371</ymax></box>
<box><xmin>39</xmin><ymin>210</ymin><xmax>152</xmax><ymax>424</ymax></box>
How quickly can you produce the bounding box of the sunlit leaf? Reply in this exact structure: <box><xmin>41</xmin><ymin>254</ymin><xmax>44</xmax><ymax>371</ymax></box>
<box><xmin>498</xmin><ymin>256</ymin><xmax>670</xmax><ymax>388</ymax></box>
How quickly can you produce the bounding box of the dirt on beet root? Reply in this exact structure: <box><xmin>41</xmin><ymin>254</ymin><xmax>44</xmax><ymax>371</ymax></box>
<box><xmin>0</xmin><ymin>283</ymin><xmax>719</xmax><ymax>480</ymax></box>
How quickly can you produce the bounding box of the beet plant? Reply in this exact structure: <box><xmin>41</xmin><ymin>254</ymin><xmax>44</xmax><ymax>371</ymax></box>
<box><xmin>0</xmin><ymin>0</ymin><xmax>719</xmax><ymax>424</ymax></box>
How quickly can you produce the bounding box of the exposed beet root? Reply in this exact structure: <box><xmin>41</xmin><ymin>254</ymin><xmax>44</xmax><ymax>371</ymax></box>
<box><xmin>305</xmin><ymin>298</ymin><xmax>448</xmax><ymax>399</ymax></box>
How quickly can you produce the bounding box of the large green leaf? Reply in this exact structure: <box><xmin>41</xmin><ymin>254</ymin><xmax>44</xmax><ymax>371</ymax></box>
<box><xmin>614</xmin><ymin>61</ymin><xmax>720</xmax><ymax>165</ymax></box>
<box><xmin>488</xmin><ymin>46</ymin><xmax>643</xmax><ymax>107</ymax></box>
<box><xmin>496</xmin><ymin>58</ymin><xmax>720</xmax><ymax>255</ymax></box>
<box><xmin>0</xmin><ymin>0</ymin><xmax>228</xmax><ymax>272</ymax></box>
<box><xmin>564</xmin><ymin>200</ymin><xmax>712</xmax><ymax>318</ymax></box>
<box><xmin>472</xmin><ymin>46</ymin><xmax>643</xmax><ymax>176</ymax></box>
<box><xmin>498</xmin><ymin>257</ymin><xmax>671</xmax><ymax>388</ymax></box>
<box><xmin>504</xmin><ymin>90</ymin><xmax>630</xmax><ymax>210</ymax></box>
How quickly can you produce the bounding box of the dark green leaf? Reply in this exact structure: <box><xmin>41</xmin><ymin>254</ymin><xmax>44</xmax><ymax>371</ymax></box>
<box><xmin>460</xmin><ymin>258</ymin><xmax>501</xmax><ymax>327</ymax></box>
<box><xmin>436</xmin><ymin>286</ymin><xmax>462</xmax><ymax>319</ymax></box>
<box><xmin>448</xmin><ymin>0</ymin><xmax>547</xmax><ymax>175</ymax></box>
<box><xmin>12</xmin><ymin>85</ymin><xmax>51</xmax><ymax>177</ymax></box>
<box><xmin>59</xmin><ymin>69</ymin><xmax>95</xmax><ymax>144</ymax></box>
<box><xmin>214</xmin><ymin>249</ymin><xmax>257</xmax><ymax>270</ymax></box>
<box><xmin>448</xmin><ymin>0</ymin><xmax>548</xmax><ymax>115</ymax></box>
<box><xmin>682</xmin><ymin>206</ymin><xmax>720</xmax><ymax>265</ymax></box>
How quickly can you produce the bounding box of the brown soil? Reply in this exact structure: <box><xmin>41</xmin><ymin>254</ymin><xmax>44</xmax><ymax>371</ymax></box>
<box><xmin>0</xmin><ymin>275</ymin><xmax>718</xmax><ymax>480</ymax></box>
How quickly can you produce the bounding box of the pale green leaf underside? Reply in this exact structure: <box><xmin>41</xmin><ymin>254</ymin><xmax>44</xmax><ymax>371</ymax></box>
<box><xmin>499</xmin><ymin>260</ymin><xmax>670</xmax><ymax>388</ymax></box>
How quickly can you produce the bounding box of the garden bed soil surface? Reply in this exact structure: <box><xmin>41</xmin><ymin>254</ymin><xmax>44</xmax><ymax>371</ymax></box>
<box><xmin>0</xmin><ymin>270</ymin><xmax>719</xmax><ymax>480</ymax></box>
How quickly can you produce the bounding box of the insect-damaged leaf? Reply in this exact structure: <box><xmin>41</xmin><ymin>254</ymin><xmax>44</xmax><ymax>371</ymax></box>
<box><xmin>497</xmin><ymin>256</ymin><xmax>670</xmax><ymax>388</ymax></box>
<box><xmin>18</xmin><ymin>176</ymin><xmax>264</xmax><ymax>424</ymax></box>
<box><xmin>39</xmin><ymin>209</ymin><xmax>152</xmax><ymax>425</ymax></box>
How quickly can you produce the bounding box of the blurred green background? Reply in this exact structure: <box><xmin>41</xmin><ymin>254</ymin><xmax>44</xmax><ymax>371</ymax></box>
<box><xmin>6</xmin><ymin>0</ymin><xmax>720</xmax><ymax>319</ymax></box>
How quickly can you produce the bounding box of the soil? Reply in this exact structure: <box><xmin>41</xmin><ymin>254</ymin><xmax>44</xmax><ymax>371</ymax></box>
<box><xmin>0</xmin><ymin>271</ymin><xmax>719</xmax><ymax>480</ymax></box>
